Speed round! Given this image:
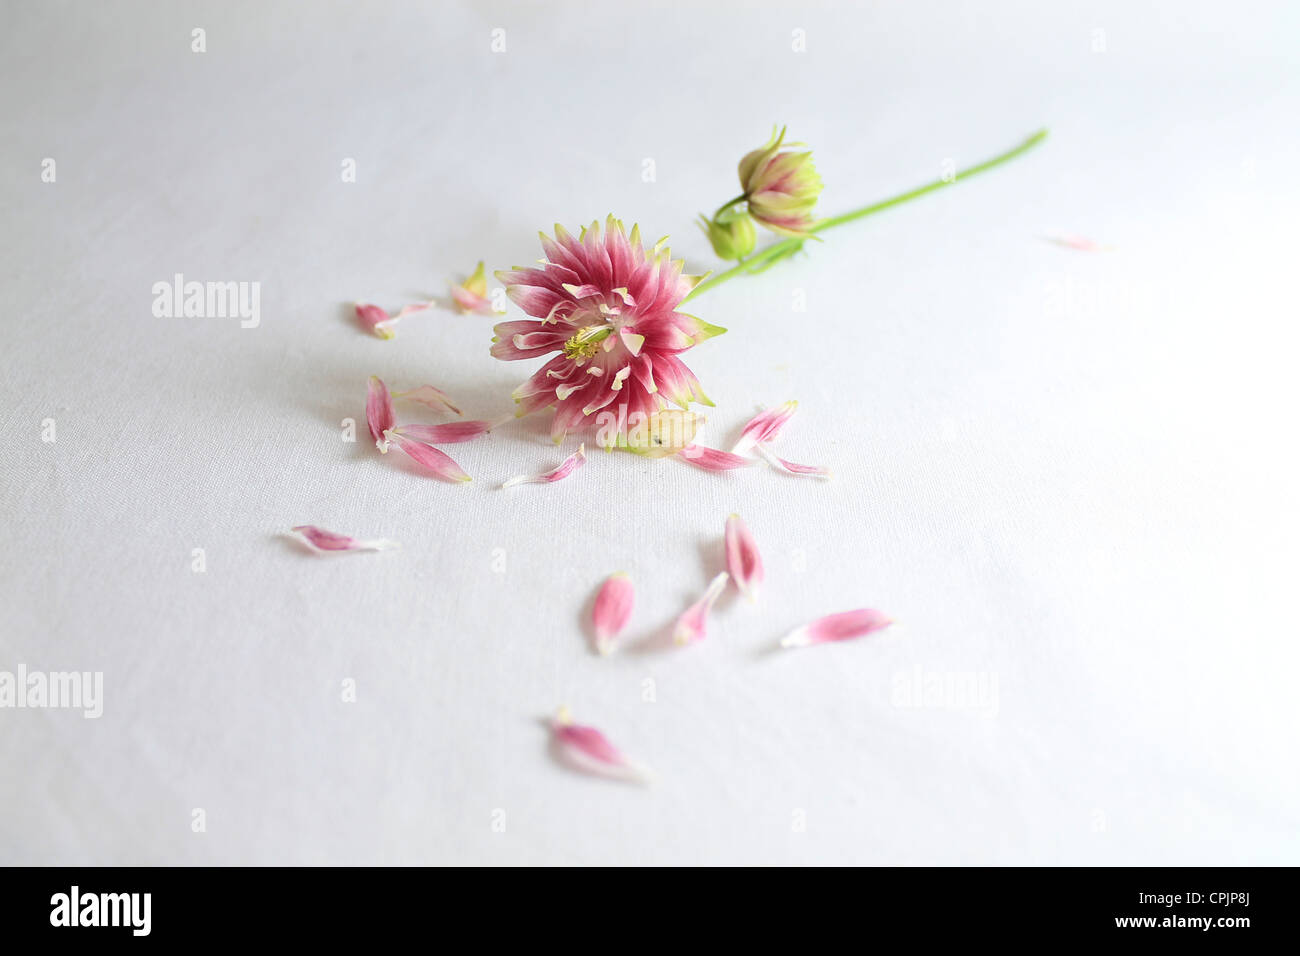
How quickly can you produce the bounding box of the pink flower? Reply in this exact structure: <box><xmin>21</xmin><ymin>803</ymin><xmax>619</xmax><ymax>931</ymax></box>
<box><xmin>492</xmin><ymin>217</ymin><xmax>725</xmax><ymax>444</ymax></box>
<box><xmin>738</xmin><ymin>127</ymin><xmax>823</xmax><ymax>237</ymax></box>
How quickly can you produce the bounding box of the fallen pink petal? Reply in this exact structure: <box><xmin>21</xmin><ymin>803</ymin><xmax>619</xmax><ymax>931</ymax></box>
<box><xmin>392</xmin><ymin>421</ymin><xmax>491</xmax><ymax>444</ymax></box>
<box><xmin>780</xmin><ymin>608</ymin><xmax>893</xmax><ymax>649</ymax></box>
<box><xmin>1041</xmin><ymin>234</ymin><xmax>1112</xmax><ymax>252</ymax></box>
<box><xmin>673</xmin><ymin>571</ymin><xmax>730</xmax><ymax>645</ymax></box>
<box><xmin>355</xmin><ymin>300</ymin><xmax>434</xmax><ymax>338</ymax></box>
<box><xmin>391</xmin><ymin>384</ymin><xmax>463</xmax><ymax>416</ymax></box>
<box><xmin>725</xmin><ymin>514</ymin><xmax>764</xmax><ymax>602</ymax></box>
<box><xmin>289</xmin><ymin>525</ymin><xmax>400</xmax><ymax>554</ymax></box>
<box><xmin>731</xmin><ymin>400</ymin><xmax>799</xmax><ymax>454</ymax></box>
<box><xmin>502</xmin><ymin>443</ymin><xmax>586</xmax><ymax>489</ymax></box>
<box><xmin>391</xmin><ymin>434</ymin><xmax>471</xmax><ymax>483</ymax></box>
<box><xmin>755</xmin><ymin>443</ymin><xmax>831</xmax><ymax>479</ymax></box>
<box><xmin>677</xmin><ymin>444</ymin><xmax>752</xmax><ymax>471</ymax></box>
<box><xmin>366</xmin><ymin>375</ymin><xmax>396</xmax><ymax>452</ymax></box>
<box><xmin>551</xmin><ymin>706</ymin><xmax>650</xmax><ymax>783</ymax></box>
<box><xmin>355</xmin><ymin>302</ymin><xmax>399</xmax><ymax>339</ymax></box>
<box><xmin>450</xmin><ymin>261</ymin><xmax>503</xmax><ymax>315</ymax></box>
<box><xmin>591</xmin><ymin>572</ymin><xmax>635</xmax><ymax>655</ymax></box>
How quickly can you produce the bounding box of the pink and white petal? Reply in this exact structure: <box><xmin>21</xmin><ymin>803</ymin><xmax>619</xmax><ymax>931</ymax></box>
<box><xmin>289</xmin><ymin>525</ymin><xmax>399</xmax><ymax>554</ymax></box>
<box><xmin>502</xmin><ymin>444</ymin><xmax>586</xmax><ymax>489</ymax></box>
<box><xmin>724</xmin><ymin>514</ymin><xmax>764</xmax><ymax>602</ymax></box>
<box><xmin>619</xmin><ymin>328</ymin><xmax>646</xmax><ymax>356</ymax></box>
<box><xmin>512</xmin><ymin>356</ymin><xmax>569</xmax><ymax>403</ymax></box>
<box><xmin>580</xmin><ymin>382</ymin><xmax>622</xmax><ymax>417</ymax></box>
<box><xmin>631</xmin><ymin>355</ymin><xmax>659</xmax><ymax>396</ymax></box>
<box><xmin>673</xmin><ymin>571</ymin><xmax>730</xmax><ymax>645</ymax></box>
<box><xmin>550</xmin><ymin>707</ymin><xmax>650</xmax><ymax>783</ymax></box>
<box><xmin>450</xmin><ymin>285</ymin><xmax>491</xmax><ymax>313</ymax></box>
<box><xmin>591</xmin><ymin>572</ymin><xmax>635</xmax><ymax>655</ymax></box>
<box><xmin>392</xmin><ymin>421</ymin><xmax>491</xmax><ymax>444</ymax></box>
<box><xmin>677</xmin><ymin>445</ymin><xmax>752</xmax><ymax>471</ymax></box>
<box><xmin>549</xmin><ymin>401</ymin><xmax>589</xmax><ymax>443</ymax></box>
<box><xmin>392</xmin><ymin>435</ymin><xmax>471</xmax><ymax>482</ymax></box>
<box><xmin>755</xmin><ymin>443</ymin><xmax>831</xmax><ymax>479</ymax></box>
<box><xmin>503</xmin><ymin>283</ymin><xmax>569</xmax><ymax>319</ymax></box>
<box><xmin>780</xmin><ymin>609</ymin><xmax>893</xmax><ymax>649</ymax></box>
<box><xmin>394</xmin><ymin>300</ymin><xmax>434</xmax><ymax>319</ymax></box>
<box><xmin>512</xmin><ymin>329</ymin><xmax>567</xmax><ymax>353</ymax></box>
<box><xmin>561</xmin><ymin>282</ymin><xmax>603</xmax><ymax>299</ymax></box>
<box><xmin>392</xmin><ymin>384</ymin><xmax>462</xmax><ymax>416</ymax></box>
<box><xmin>1042</xmin><ymin>234</ymin><xmax>1113</xmax><ymax>252</ymax></box>
<box><xmin>355</xmin><ymin>303</ymin><xmax>398</xmax><ymax>339</ymax></box>
<box><xmin>732</xmin><ymin>400</ymin><xmax>799</xmax><ymax>454</ymax></box>
<box><xmin>366</xmin><ymin>376</ymin><xmax>396</xmax><ymax>452</ymax></box>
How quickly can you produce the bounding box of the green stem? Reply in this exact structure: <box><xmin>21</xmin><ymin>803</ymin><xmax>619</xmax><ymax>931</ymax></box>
<box><xmin>711</xmin><ymin>194</ymin><xmax>749</xmax><ymax>221</ymax></box>
<box><xmin>683</xmin><ymin>128</ymin><xmax>1048</xmax><ymax>303</ymax></box>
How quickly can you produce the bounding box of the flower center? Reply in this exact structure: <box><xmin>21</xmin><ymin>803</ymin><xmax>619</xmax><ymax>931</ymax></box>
<box><xmin>563</xmin><ymin>324</ymin><xmax>611</xmax><ymax>361</ymax></box>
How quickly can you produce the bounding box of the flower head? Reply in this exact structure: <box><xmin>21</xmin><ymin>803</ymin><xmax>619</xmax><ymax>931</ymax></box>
<box><xmin>738</xmin><ymin>126</ymin><xmax>822</xmax><ymax>237</ymax></box>
<box><xmin>492</xmin><ymin>217</ymin><xmax>724</xmax><ymax>444</ymax></box>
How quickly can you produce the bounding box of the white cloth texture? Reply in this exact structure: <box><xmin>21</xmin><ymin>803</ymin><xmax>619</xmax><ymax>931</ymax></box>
<box><xmin>1</xmin><ymin>0</ymin><xmax>1297</xmax><ymax>865</ymax></box>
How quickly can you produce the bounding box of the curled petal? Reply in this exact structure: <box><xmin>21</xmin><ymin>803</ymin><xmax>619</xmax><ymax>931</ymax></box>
<box><xmin>724</xmin><ymin>514</ymin><xmax>764</xmax><ymax>602</ymax></box>
<box><xmin>731</xmin><ymin>400</ymin><xmax>799</xmax><ymax>454</ymax></box>
<box><xmin>356</xmin><ymin>301</ymin><xmax>430</xmax><ymax>338</ymax></box>
<box><xmin>395</xmin><ymin>301</ymin><xmax>433</xmax><ymax>319</ymax></box>
<box><xmin>756</xmin><ymin>443</ymin><xmax>831</xmax><ymax>479</ymax></box>
<box><xmin>366</xmin><ymin>376</ymin><xmax>396</xmax><ymax>452</ymax></box>
<box><xmin>392</xmin><ymin>435</ymin><xmax>471</xmax><ymax>482</ymax></box>
<box><xmin>289</xmin><ymin>525</ymin><xmax>399</xmax><ymax>554</ymax></box>
<box><xmin>392</xmin><ymin>421</ymin><xmax>491</xmax><ymax>444</ymax></box>
<box><xmin>391</xmin><ymin>384</ymin><xmax>462</xmax><ymax>416</ymax></box>
<box><xmin>450</xmin><ymin>261</ymin><xmax>503</xmax><ymax>315</ymax></box>
<box><xmin>502</xmin><ymin>443</ymin><xmax>586</xmax><ymax>489</ymax></box>
<box><xmin>551</xmin><ymin>707</ymin><xmax>650</xmax><ymax>783</ymax></box>
<box><xmin>677</xmin><ymin>444</ymin><xmax>752</xmax><ymax>471</ymax></box>
<box><xmin>619</xmin><ymin>329</ymin><xmax>646</xmax><ymax>355</ymax></box>
<box><xmin>355</xmin><ymin>303</ymin><xmax>398</xmax><ymax>339</ymax></box>
<box><xmin>673</xmin><ymin>571</ymin><xmax>730</xmax><ymax>645</ymax></box>
<box><xmin>780</xmin><ymin>609</ymin><xmax>892</xmax><ymax>649</ymax></box>
<box><xmin>592</xmin><ymin>572</ymin><xmax>635</xmax><ymax>655</ymax></box>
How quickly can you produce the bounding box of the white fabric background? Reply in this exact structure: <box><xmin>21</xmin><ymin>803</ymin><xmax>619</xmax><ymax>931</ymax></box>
<box><xmin>2</xmin><ymin>0</ymin><xmax>1297</xmax><ymax>865</ymax></box>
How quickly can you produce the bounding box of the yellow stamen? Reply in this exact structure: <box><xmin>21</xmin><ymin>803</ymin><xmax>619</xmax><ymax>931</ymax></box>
<box><xmin>563</xmin><ymin>324</ymin><xmax>611</xmax><ymax>361</ymax></box>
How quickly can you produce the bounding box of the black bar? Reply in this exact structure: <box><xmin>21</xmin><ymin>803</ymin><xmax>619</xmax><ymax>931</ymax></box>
<box><xmin>0</xmin><ymin>866</ymin><xmax>1285</xmax><ymax>942</ymax></box>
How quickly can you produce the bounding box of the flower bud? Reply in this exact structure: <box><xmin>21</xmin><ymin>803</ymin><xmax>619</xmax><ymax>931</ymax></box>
<box><xmin>738</xmin><ymin>126</ymin><xmax>823</xmax><ymax>237</ymax></box>
<box><xmin>699</xmin><ymin>210</ymin><xmax>757</xmax><ymax>261</ymax></box>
